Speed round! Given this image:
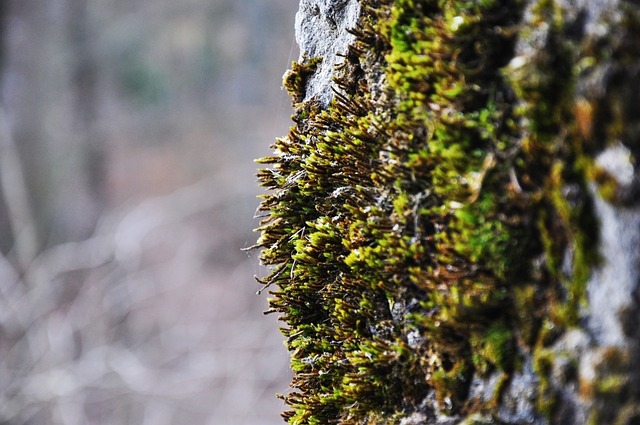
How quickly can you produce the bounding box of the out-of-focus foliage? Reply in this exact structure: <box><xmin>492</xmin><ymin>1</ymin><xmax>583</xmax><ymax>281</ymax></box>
<box><xmin>0</xmin><ymin>1</ymin><xmax>296</xmax><ymax>424</ymax></box>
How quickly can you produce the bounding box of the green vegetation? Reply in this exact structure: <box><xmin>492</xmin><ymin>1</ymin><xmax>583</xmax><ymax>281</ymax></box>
<box><xmin>256</xmin><ymin>0</ymin><xmax>640</xmax><ymax>423</ymax></box>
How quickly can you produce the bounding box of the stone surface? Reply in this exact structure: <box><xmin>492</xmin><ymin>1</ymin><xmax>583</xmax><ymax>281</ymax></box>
<box><xmin>294</xmin><ymin>0</ymin><xmax>361</xmax><ymax>105</ymax></box>
<box><xmin>588</xmin><ymin>144</ymin><xmax>640</xmax><ymax>347</ymax></box>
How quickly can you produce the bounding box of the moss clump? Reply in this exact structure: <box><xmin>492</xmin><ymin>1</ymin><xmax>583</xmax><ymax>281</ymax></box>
<box><xmin>255</xmin><ymin>0</ymin><xmax>638</xmax><ymax>423</ymax></box>
<box><xmin>470</xmin><ymin>323</ymin><xmax>514</xmax><ymax>374</ymax></box>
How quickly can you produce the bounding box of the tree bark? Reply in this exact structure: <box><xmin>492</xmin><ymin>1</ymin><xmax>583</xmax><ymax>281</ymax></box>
<box><xmin>257</xmin><ymin>0</ymin><xmax>640</xmax><ymax>424</ymax></box>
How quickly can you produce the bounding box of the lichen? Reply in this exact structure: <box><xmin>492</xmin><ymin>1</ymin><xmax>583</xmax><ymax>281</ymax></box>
<box><xmin>256</xmin><ymin>0</ymin><xmax>640</xmax><ymax>423</ymax></box>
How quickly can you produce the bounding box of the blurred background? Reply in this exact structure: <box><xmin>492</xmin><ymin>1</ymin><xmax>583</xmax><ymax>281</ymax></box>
<box><xmin>0</xmin><ymin>1</ymin><xmax>297</xmax><ymax>424</ymax></box>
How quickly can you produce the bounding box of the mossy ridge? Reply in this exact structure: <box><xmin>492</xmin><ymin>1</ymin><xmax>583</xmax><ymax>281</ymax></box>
<box><xmin>255</xmin><ymin>0</ymin><xmax>636</xmax><ymax>423</ymax></box>
<box><xmin>379</xmin><ymin>0</ymin><xmax>530</xmax><ymax>414</ymax></box>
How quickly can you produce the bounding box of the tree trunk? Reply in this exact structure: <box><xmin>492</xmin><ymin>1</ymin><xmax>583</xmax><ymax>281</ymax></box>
<box><xmin>256</xmin><ymin>0</ymin><xmax>640</xmax><ymax>424</ymax></box>
<box><xmin>0</xmin><ymin>0</ymin><xmax>106</xmax><ymax>255</ymax></box>
<box><xmin>66</xmin><ymin>0</ymin><xmax>107</xmax><ymax>240</ymax></box>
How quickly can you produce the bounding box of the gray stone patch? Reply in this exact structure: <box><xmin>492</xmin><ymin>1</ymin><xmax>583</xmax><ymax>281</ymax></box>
<box><xmin>294</xmin><ymin>0</ymin><xmax>361</xmax><ymax>106</ymax></box>
<box><xmin>588</xmin><ymin>143</ymin><xmax>640</xmax><ymax>347</ymax></box>
<box><xmin>498</xmin><ymin>359</ymin><xmax>542</xmax><ymax>424</ymax></box>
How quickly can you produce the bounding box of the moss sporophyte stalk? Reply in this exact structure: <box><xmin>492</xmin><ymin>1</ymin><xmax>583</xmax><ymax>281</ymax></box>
<box><xmin>255</xmin><ymin>0</ymin><xmax>638</xmax><ymax>423</ymax></box>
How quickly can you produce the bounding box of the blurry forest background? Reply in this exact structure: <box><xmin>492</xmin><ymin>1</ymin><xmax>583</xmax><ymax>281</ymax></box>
<box><xmin>0</xmin><ymin>1</ymin><xmax>296</xmax><ymax>424</ymax></box>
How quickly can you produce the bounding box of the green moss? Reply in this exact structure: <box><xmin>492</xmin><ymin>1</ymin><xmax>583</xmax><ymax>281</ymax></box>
<box><xmin>254</xmin><ymin>0</ymin><xmax>635</xmax><ymax>423</ymax></box>
<box><xmin>588</xmin><ymin>165</ymin><xmax>621</xmax><ymax>203</ymax></box>
<box><xmin>283</xmin><ymin>57</ymin><xmax>323</xmax><ymax>105</ymax></box>
<box><xmin>533</xmin><ymin>348</ymin><xmax>558</xmax><ymax>418</ymax></box>
<box><xmin>597</xmin><ymin>375</ymin><xmax>630</xmax><ymax>395</ymax></box>
<box><xmin>512</xmin><ymin>283</ymin><xmax>541</xmax><ymax>346</ymax></box>
<box><xmin>457</xmin><ymin>414</ymin><xmax>495</xmax><ymax>425</ymax></box>
<box><xmin>471</xmin><ymin>323</ymin><xmax>513</xmax><ymax>374</ymax></box>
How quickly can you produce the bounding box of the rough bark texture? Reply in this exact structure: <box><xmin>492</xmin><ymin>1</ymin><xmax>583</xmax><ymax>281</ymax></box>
<box><xmin>257</xmin><ymin>0</ymin><xmax>640</xmax><ymax>424</ymax></box>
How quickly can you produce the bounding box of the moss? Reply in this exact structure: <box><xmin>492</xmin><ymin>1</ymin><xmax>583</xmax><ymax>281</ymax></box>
<box><xmin>255</xmin><ymin>0</ymin><xmax>638</xmax><ymax>423</ymax></box>
<box><xmin>471</xmin><ymin>323</ymin><xmax>514</xmax><ymax>374</ymax></box>
<box><xmin>597</xmin><ymin>375</ymin><xmax>630</xmax><ymax>395</ymax></box>
<box><xmin>457</xmin><ymin>414</ymin><xmax>495</xmax><ymax>425</ymax></box>
<box><xmin>532</xmin><ymin>348</ymin><xmax>558</xmax><ymax>418</ymax></box>
<box><xmin>283</xmin><ymin>57</ymin><xmax>323</xmax><ymax>105</ymax></box>
<box><xmin>612</xmin><ymin>404</ymin><xmax>640</xmax><ymax>425</ymax></box>
<box><xmin>588</xmin><ymin>165</ymin><xmax>622</xmax><ymax>203</ymax></box>
<box><xmin>512</xmin><ymin>283</ymin><xmax>542</xmax><ymax>346</ymax></box>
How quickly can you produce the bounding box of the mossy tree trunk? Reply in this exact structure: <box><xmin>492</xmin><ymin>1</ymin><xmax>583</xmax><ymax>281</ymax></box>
<box><xmin>256</xmin><ymin>1</ymin><xmax>640</xmax><ymax>424</ymax></box>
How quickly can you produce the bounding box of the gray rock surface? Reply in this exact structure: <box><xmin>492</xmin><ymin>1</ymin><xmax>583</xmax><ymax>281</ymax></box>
<box><xmin>588</xmin><ymin>143</ymin><xmax>640</xmax><ymax>347</ymax></box>
<box><xmin>294</xmin><ymin>0</ymin><xmax>361</xmax><ymax>105</ymax></box>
